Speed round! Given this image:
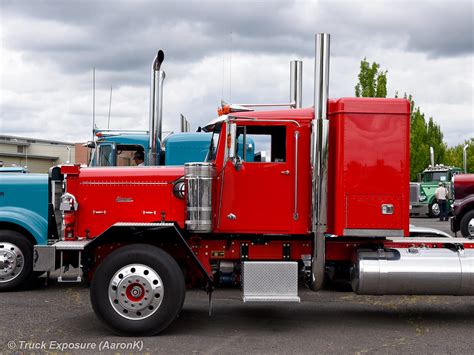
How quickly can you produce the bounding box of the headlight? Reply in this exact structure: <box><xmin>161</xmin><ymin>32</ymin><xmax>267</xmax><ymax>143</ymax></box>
<box><xmin>60</xmin><ymin>193</ymin><xmax>78</xmax><ymax>211</ymax></box>
<box><xmin>173</xmin><ymin>180</ymin><xmax>185</xmax><ymax>199</ymax></box>
<box><xmin>419</xmin><ymin>195</ymin><xmax>426</xmax><ymax>202</ymax></box>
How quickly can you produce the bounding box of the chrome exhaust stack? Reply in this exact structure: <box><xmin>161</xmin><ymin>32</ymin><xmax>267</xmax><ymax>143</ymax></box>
<box><xmin>180</xmin><ymin>114</ymin><xmax>190</xmax><ymax>132</ymax></box>
<box><xmin>310</xmin><ymin>33</ymin><xmax>330</xmax><ymax>291</ymax></box>
<box><xmin>463</xmin><ymin>144</ymin><xmax>469</xmax><ymax>173</ymax></box>
<box><xmin>149</xmin><ymin>50</ymin><xmax>165</xmax><ymax>165</ymax></box>
<box><xmin>290</xmin><ymin>60</ymin><xmax>303</xmax><ymax>108</ymax></box>
<box><xmin>430</xmin><ymin>146</ymin><xmax>435</xmax><ymax>167</ymax></box>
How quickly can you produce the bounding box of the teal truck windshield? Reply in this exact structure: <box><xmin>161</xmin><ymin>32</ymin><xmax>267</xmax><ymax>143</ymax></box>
<box><xmin>98</xmin><ymin>144</ymin><xmax>115</xmax><ymax>166</ymax></box>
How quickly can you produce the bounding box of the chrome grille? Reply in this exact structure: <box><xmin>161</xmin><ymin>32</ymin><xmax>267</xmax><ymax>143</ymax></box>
<box><xmin>52</xmin><ymin>180</ymin><xmax>63</xmax><ymax>238</ymax></box>
<box><xmin>446</xmin><ymin>183</ymin><xmax>453</xmax><ymax>199</ymax></box>
<box><xmin>410</xmin><ymin>183</ymin><xmax>420</xmax><ymax>203</ymax></box>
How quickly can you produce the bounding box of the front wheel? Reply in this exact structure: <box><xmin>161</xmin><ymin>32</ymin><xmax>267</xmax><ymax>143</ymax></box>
<box><xmin>0</xmin><ymin>230</ymin><xmax>34</xmax><ymax>291</ymax></box>
<box><xmin>90</xmin><ymin>244</ymin><xmax>185</xmax><ymax>336</ymax></box>
<box><xmin>429</xmin><ymin>202</ymin><xmax>440</xmax><ymax>218</ymax></box>
<box><xmin>460</xmin><ymin>211</ymin><xmax>474</xmax><ymax>238</ymax></box>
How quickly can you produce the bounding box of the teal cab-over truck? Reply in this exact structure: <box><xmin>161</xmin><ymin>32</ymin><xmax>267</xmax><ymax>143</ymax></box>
<box><xmin>410</xmin><ymin>164</ymin><xmax>462</xmax><ymax>218</ymax></box>
<box><xmin>0</xmin><ymin>172</ymin><xmax>53</xmax><ymax>289</ymax></box>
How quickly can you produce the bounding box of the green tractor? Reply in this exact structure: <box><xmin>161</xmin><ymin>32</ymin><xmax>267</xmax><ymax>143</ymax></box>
<box><xmin>410</xmin><ymin>164</ymin><xmax>462</xmax><ymax>218</ymax></box>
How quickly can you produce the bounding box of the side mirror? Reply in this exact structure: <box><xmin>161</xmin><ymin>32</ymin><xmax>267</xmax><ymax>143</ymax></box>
<box><xmin>227</xmin><ymin>122</ymin><xmax>237</xmax><ymax>159</ymax></box>
<box><xmin>234</xmin><ymin>156</ymin><xmax>242</xmax><ymax>171</ymax></box>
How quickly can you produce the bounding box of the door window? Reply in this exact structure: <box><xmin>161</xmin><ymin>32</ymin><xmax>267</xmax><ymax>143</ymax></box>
<box><xmin>116</xmin><ymin>145</ymin><xmax>145</xmax><ymax>166</ymax></box>
<box><xmin>236</xmin><ymin>125</ymin><xmax>286</xmax><ymax>162</ymax></box>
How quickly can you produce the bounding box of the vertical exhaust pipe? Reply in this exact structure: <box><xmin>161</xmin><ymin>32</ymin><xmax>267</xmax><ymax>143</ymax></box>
<box><xmin>430</xmin><ymin>146</ymin><xmax>435</xmax><ymax>167</ymax></box>
<box><xmin>290</xmin><ymin>60</ymin><xmax>303</xmax><ymax>108</ymax></box>
<box><xmin>180</xmin><ymin>114</ymin><xmax>191</xmax><ymax>132</ymax></box>
<box><xmin>149</xmin><ymin>50</ymin><xmax>165</xmax><ymax>165</ymax></box>
<box><xmin>463</xmin><ymin>144</ymin><xmax>469</xmax><ymax>173</ymax></box>
<box><xmin>180</xmin><ymin>114</ymin><xmax>186</xmax><ymax>133</ymax></box>
<box><xmin>310</xmin><ymin>33</ymin><xmax>330</xmax><ymax>291</ymax></box>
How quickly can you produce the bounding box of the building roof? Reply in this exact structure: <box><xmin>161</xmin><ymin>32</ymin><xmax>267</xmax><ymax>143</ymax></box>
<box><xmin>0</xmin><ymin>134</ymin><xmax>74</xmax><ymax>146</ymax></box>
<box><xmin>0</xmin><ymin>152</ymin><xmax>59</xmax><ymax>160</ymax></box>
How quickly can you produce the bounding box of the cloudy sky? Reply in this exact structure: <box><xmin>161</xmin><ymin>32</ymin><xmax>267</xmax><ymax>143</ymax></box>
<box><xmin>1</xmin><ymin>0</ymin><xmax>472</xmax><ymax>146</ymax></box>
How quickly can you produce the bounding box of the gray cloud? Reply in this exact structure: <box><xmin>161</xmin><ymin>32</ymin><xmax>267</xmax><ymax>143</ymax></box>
<box><xmin>2</xmin><ymin>0</ymin><xmax>472</xmax><ymax>77</ymax></box>
<box><xmin>0</xmin><ymin>0</ymin><xmax>472</xmax><ymax>147</ymax></box>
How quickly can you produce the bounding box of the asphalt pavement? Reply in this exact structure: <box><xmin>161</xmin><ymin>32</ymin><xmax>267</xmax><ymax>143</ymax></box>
<box><xmin>409</xmin><ymin>215</ymin><xmax>455</xmax><ymax>236</ymax></box>
<box><xmin>1</xmin><ymin>217</ymin><xmax>472</xmax><ymax>355</ymax></box>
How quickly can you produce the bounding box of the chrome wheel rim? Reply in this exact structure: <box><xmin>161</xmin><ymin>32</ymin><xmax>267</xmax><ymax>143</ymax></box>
<box><xmin>0</xmin><ymin>242</ymin><xmax>24</xmax><ymax>283</ymax></box>
<box><xmin>432</xmin><ymin>203</ymin><xmax>440</xmax><ymax>216</ymax></box>
<box><xmin>468</xmin><ymin>218</ymin><xmax>474</xmax><ymax>237</ymax></box>
<box><xmin>108</xmin><ymin>264</ymin><xmax>164</xmax><ymax>320</ymax></box>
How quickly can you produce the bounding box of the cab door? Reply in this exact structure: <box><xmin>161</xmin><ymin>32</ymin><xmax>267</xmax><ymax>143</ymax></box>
<box><xmin>217</xmin><ymin>123</ymin><xmax>294</xmax><ymax>234</ymax></box>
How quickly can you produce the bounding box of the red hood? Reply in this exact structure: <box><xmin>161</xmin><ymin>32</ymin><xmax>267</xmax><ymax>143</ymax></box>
<box><xmin>78</xmin><ymin>166</ymin><xmax>184</xmax><ymax>182</ymax></box>
<box><xmin>454</xmin><ymin>174</ymin><xmax>474</xmax><ymax>200</ymax></box>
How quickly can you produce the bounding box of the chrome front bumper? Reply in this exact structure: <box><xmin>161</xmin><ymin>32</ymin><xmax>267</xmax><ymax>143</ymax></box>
<box><xmin>410</xmin><ymin>203</ymin><xmax>428</xmax><ymax>215</ymax></box>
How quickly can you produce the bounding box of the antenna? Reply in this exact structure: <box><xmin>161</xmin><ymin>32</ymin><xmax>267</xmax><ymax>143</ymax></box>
<box><xmin>221</xmin><ymin>57</ymin><xmax>225</xmax><ymax>101</ymax></box>
<box><xmin>107</xmin><ymin>86</ymin><xmax>113</xmax><ymax>129</ymax></box>
<box><xmin>229</xmin><ymin>31</ymin><xmax>233</xmax><ymax>102</ymax></box>
<box><xmin>92</xmin><ymin>67</ymin><xmax>96</xmax><ymax>140</ymax></box>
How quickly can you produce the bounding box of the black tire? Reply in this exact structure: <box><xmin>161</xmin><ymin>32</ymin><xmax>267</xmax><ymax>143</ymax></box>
<box><xmin>0</xmin><ymin>230</ymin><xmax>34</xmax><ymax>291</ymax></box>
<box><xmin>90</xmin><ymin>244</ymin><xmax>185</xmax><ymax>336</ymax></box>
<box><xmin>460</xmin><ymin>210</ymin><xmax>474</xmax><ymax>238</ymax></box>
<box><xmin>429</xmin><ymin>202</ymin><xmax>440</xmax><ymax>218</ymax></box>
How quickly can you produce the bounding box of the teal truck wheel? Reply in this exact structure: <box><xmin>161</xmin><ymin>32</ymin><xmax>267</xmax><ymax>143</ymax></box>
<box><xmin>0</xmin><ymin>230</ymin><xmax>34</xmax><ymax>290</ymax></box>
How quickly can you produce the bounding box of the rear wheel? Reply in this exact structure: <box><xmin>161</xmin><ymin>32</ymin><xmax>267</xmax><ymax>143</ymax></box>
<box><xmin>90</xmin><ymin>244</ymin><xmax>185</xmax><ymax>336</ymax></box>
<box><xmin>460</xmin><ymin>211</ymin><xmax>474</xmax><ymax>238</ymax></box>
<box><xmin>0</xmin><ymin>230</ymin><xmax>34</xmax><ymax>291</ymax></box>
<box><xmin>429</xmin><ymin>202</ymin><xmax>440</xmax><ymax>218</ymax></box>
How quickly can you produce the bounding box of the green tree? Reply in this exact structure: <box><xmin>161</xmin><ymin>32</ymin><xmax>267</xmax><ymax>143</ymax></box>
<box><xmin>354</xmin><ymin>58</ymin><xmax>388</xmax><ymax>98</ymax></box>
<box><xmin>445</xmin><ymin>139</ymin><xmax>474</xmax><ymax>173</ymax></box>
<box><xmin>402</xmin><ymin>94</ymin><xmax>447</xmax><ymax>180</ymax></box>
<box><xmin>408</xmin><ymin>98</ymin><xmax>430</xmax><ymax>181</ymax></box>
<box><xmin>355</xmin><ymin>59</ymin><xmax>448</xmax><ymax>181</ymax></box>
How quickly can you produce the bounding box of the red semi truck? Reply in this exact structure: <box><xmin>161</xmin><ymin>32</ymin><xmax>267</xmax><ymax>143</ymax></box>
<box><xmin>32</xmin><ymin>34</ymin><xmax>474</xmax><ymax>335</ymax></box>
<box><xmin>451</xmin><ymin>174</ymin><xmax>474</xmax><ymax>238</ymax></box>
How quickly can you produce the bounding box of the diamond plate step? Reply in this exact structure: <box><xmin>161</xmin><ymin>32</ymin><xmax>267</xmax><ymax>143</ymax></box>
<box><xmin>242</xmin><ymin>261</ymin><xmax>300</xmax><ymax>302</ymax></box>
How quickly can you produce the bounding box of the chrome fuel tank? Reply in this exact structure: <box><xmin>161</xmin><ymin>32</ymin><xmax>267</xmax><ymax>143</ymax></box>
<box><xmin>351</xmin><ymin>247</ymin><xmax>474</xmax><ymax>295</ymax></box>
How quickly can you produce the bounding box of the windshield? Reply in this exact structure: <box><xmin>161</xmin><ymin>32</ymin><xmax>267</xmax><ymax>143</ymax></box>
<box><xmin>98</xmin><ymin>144</ymin><xmax>114</xmax><ymax>166</ymax></box>
<box><xmin>89</xmin><ymin>145</ymin><xmax>97</xmax><ymax>166</ymax></box>
<box><xmin>422</xmin><ymin>171</ymin><xmax>448</xmax><ymax>182</ymax></box>
<box><xmin>205</xmin><ymin>124</ymin><xmax>222</xmax><ymax>162</ymax></box>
